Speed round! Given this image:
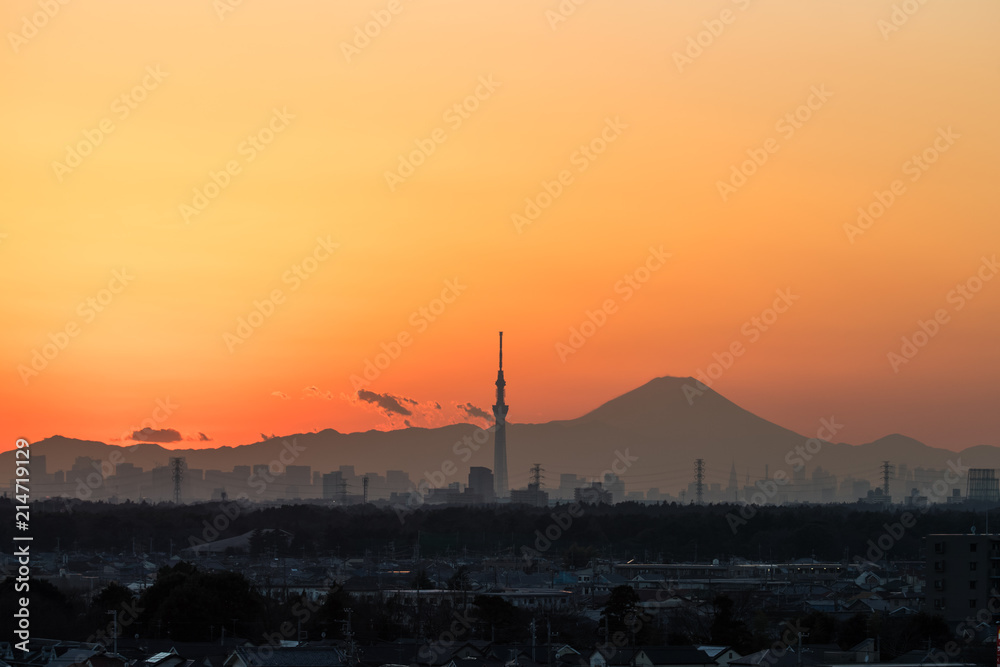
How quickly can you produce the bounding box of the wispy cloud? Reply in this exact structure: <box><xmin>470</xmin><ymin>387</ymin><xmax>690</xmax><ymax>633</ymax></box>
<box><xmin>303</xmin><ymin>386</ymin><xmax>334</xmax><ymax>399</ymax></box>
<box><xmin>345</xmin><ymin>390</ymin><xmax>498</xmax><ymax>430</ymax></box>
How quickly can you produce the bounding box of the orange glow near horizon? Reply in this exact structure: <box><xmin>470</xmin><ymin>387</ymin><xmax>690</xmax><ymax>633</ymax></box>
<box><xmin>2</xmin><ymin>0</ymin><xmax>998</xmax><ymax>453</ymax></box>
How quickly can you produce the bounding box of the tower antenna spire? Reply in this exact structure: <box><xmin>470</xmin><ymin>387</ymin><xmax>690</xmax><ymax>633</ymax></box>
<box><xmin>493</xmin><ymin>331</ymin><xmax>509</xmax><ymax>499</ymax></box>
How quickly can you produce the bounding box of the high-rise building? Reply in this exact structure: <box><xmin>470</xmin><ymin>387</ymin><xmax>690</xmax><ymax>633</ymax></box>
<box><xmin>727</xmin><ymin>463</ymin><xmax>738</xmax><ymax>502</ymax></box>
<box><xmin>559</xmin><ymin>473</ymin><xmax>586</xmax><ymax>501</ymax></box>
<box><xmin>31</xmin><ymin>455</ymin><xmax>48</xmax><ymax>484</ymax></box>
<box><xmin>492</xmin><ymin>331</ymin><xmax>509</xmax><ymax>499</ymax></box>
<box><xmin>575</xmin><ymin>482</ymin><xmax>612</xmax><ymax>504</ymax></box>
<box><xmin>510</xmin><ymin>484</ymin><xmax>548</xmax><ymax>507</ymax></box>
<box><xmin>386</xmin><ymin>470</ymin><xmax>412</xmax><ymax>495</ymax></box>
<box><xmin>925</xmin><ymin>533</ymin><xmax>1000</xmax><ymax>627</ymax></box>
<box><xmin>468</xmin><ymin>466</ymin><xmax>494</xmax><ymax>502</ymax></box>
<box><xmin>185</xmin><ymin>467</ymin><xmax>204</xmax><ymax>500</ymax></box>
<box><xmin>603</xmin><ymin>472</ymin><xmax>625</xmax><ymax>504</ymax></box>
<box><xmin>71</xmin><ymin>456</ymin><xmax>98</xmax><ymax>475</ymax></box>
<box><xmin>284</xmin><ymin>465</ymin><xmax>312</xmax><ymax>487</ymax></box>
<box><xmin>151</xmin><ymin>465</ymin><xmax>172</xmax><ymax>501</ymax></box>
<box><xmin>322</xmin><ymin>471</ymin><xmax>346</xmax><ymax>501</ymax></box>
<box><xmin>107</xmin><ymin>462</ymin><xmax>142</xmax><ymax>500</ymax></box>
<box><xmin>204</xmin><ymin>469</ymin><xmax>227</xmax><ymax>496</ymax></box>
<box><xmin>967</xmin><ymin>469</ymin><xmax>1000</xmax><ymax>502</ymax></box>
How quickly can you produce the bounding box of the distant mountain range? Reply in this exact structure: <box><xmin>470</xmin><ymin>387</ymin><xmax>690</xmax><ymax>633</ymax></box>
<box><xmin>5</xmin><ymin>377</ymin><xmax>997</xmax><ymax>493</ymax></box>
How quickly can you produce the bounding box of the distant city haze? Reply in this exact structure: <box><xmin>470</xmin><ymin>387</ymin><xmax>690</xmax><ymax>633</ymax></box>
<box><xmin>3</xmin><ymin>377</ymin><xmax>996</xmax><ymax>503</ymax></box>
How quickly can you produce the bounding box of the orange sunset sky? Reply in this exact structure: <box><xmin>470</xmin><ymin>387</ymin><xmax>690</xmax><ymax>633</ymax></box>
<box><xmin>2</xmin><ymin>0</ymin><xmax>998</xmax><ymax>453</ymax></box>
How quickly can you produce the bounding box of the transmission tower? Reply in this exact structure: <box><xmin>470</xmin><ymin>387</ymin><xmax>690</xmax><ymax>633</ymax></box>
<box><xmin>694</xmin><ymin>459</ymin><xmax>705</xmax><ymax>505</ymax></box>
<box><xmin>529</xmin><ymin>463</ymin><xmax>544</xmax><ymax>489</ymax></box>
<box><xmin>170</xmin><ymin>457</ymin><xmax>185</xmax><ymax>504</ymax></box>
<box><xmin>362</xmin><ymin>475</ymin><xmax>369</xmax><ymax>505</ymax></box>
<box><xmin>881</xmin><ymin>460</ymin><xmax>893</xmax><ymax>497</ymax></box>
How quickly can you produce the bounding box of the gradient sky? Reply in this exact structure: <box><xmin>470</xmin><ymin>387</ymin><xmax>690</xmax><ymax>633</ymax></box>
<box><xmin>2</xmin><ymin>0</ymin><xmax>998</xmax><ymax>453</ymax></box>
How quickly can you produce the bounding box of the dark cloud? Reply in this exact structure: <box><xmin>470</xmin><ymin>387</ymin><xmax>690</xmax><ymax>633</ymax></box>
<box><xmin>198</xmin><ymin>433</ymin><xmax>211</xmax><ymax>441</ymax></box>
<box><xmin>131</xmin><ymin>427</ymin><xmax>182</xmax><ymax>443</ymax></box>
<box><xmin>357</xmin><ymin>390</ymin><xmax>412</xmax><ymax>416</ymax></box>
<box><xmin>434</xmin><ymin>402</ymin><xmax>442</xmax><ymax>410</ymax></box>
<box><xmin>459</xmin><ymin>402</ymin><xmax>491</xmax><ymax>421</ymax></box>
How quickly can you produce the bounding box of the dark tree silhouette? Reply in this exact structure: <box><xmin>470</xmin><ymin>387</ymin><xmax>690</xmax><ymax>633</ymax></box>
<box><xmin>709</xmin><ymin>595</ymin><xmax>753</xmax><ymax>653</ymax></box>
<box><xmin>137</xmin><ymin>562</ymin><xmax>265</xmax><ymax>640</ymax></box>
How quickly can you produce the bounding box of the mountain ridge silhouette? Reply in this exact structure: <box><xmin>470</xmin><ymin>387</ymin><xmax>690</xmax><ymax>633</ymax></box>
<box><xmin>5</xmin><ymin>376</ymin><xmax>992</xmax><ymax>492</ymax></box>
